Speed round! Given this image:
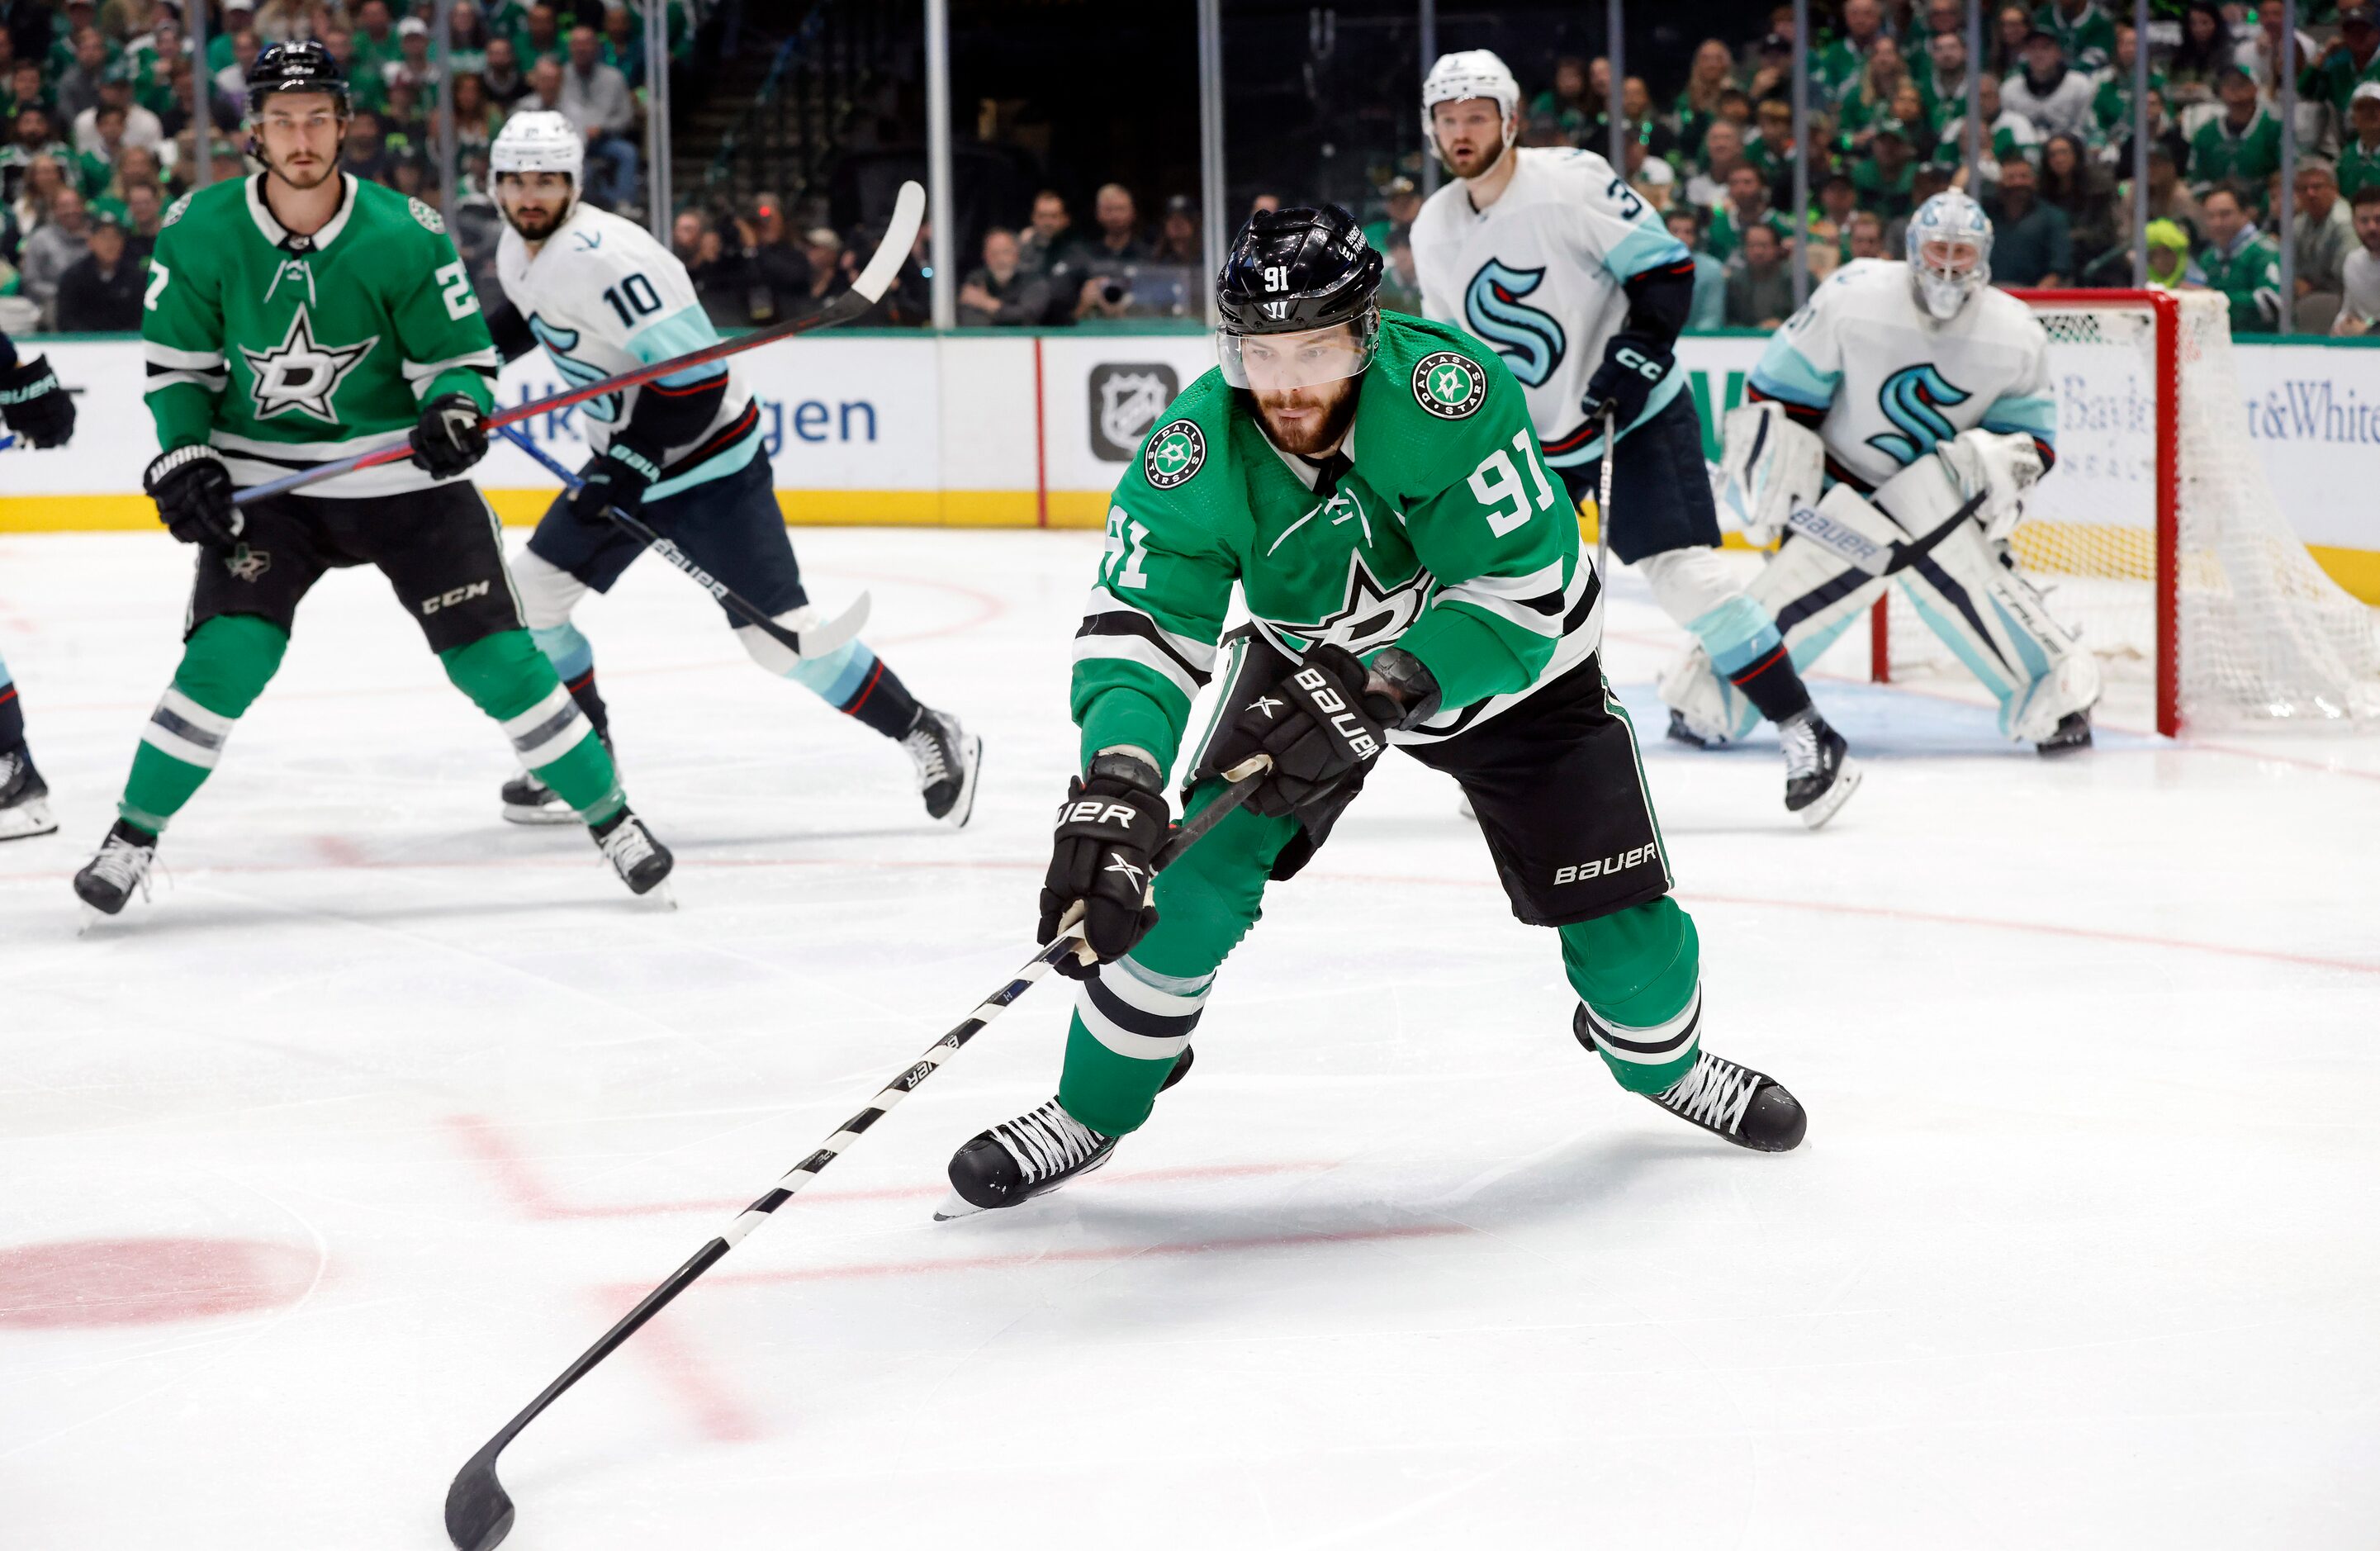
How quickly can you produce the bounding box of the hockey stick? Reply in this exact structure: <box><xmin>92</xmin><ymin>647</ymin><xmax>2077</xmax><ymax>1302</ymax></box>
<box><xmin>443</xmin><ymin>754</ymin><xmax>1274</xmax><ymax>1551</ymax></box>
<box><xmin>1593</xmin><ymin>404</ymin><xmax>1615</xmax><ymax>583</ymax></box>
<box><xmin>493</xmin><ymin>424</ymin><xmax>869</xmax><ymax>661</ymax></box>
<box><xmin>232</xmin><ymin>180</ymin><xmax>927</xmax><ymax>508</ymax></box>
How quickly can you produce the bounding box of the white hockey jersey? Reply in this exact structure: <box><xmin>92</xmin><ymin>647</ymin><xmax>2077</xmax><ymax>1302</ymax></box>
<box><xmin>1748</xmin><ymin>259</ymin><xmax>2057</xmax><ymax>491</ymax></box>
<box><xmin>495</xmin><ymin>202</ymin><xmax>761</xmax><ymax>499</ymax></box>
<box><xmin>1409</xmin><ymin>146</ymin><xmax>1692</xmax><ymax>468</ymax></box>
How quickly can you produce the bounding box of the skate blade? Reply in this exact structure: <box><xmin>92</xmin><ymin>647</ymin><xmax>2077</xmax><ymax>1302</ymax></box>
<box><xmin>501</xmin><ymin>804</ymin><xmax>581</xmax><ymax>827</ymax></box>
<box><xmin>638</xmin><ymin>880</ymin><xmax>680</xmax><ymax>911</ymax></box>
<box><xmin>77</xmin><ymin>902</ymin><xmax>112</xmax><ymax>936</ymax></box>
<box><xmin>932</xmin><ymin>1189</ymin><xmax>987</xmax><ymax>1221</ymax></box>
<box><xmin>1795</xmin><ymin>757</ymin><xmax>1864</xmax><ymax>832</ymax></box>
<box><xmin>0</xmin><ymin>797</ymin><xmax>58</xmax><ymax>841</ymax></box>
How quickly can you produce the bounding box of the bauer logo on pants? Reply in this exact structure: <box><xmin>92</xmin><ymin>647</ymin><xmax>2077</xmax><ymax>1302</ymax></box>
<box><xmin>1411</xmin><ymin>351</ymin><xmax>1486</xmax><ymax>420</ymax></box>
<box><xmin>1142</xmin><ymin>418</ymin><xmax>1207</xmax><ymax>490</ymax></box>
<box><xmin>1089</xmin><ymin>363</ymin><xmax>1180</xmax><ymax>462</ymax></box>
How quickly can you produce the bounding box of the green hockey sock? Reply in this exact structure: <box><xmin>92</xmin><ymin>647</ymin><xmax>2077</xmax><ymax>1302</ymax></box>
<box><xmin>118</xmin><ymin>614</ymin><xmax>288</xmax><ymax>834</ymax></box>
<box><xmin>1561</xmin><ymin>897</ymin><xmax>1704</xmax><ymax>1095</ymax></box>
<box><xmin>1054</xmin><ymin>791</ymin><xmax>1297</xmax><ymax>1136</ymax></box>
<box><xmin>440</xmin><ymin>631</ymin><xmax>623</xmax><ymax>825</ymax></box>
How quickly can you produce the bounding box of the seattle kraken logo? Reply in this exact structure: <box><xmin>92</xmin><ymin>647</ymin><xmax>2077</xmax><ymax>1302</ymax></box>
<box><xmin>1866</xmin><ymin>364</ymin><xmax>1971</xmax><ymax>467</ymax></box>
<box><xmin>526</xmin><ymin>315</ymin><xmax>620</xmax><ymax>422</ymax></box>
<box><xmin>1463</xmin><ymin>260</ymin><xmax>1566</xmax><ymax>388</ymax></box>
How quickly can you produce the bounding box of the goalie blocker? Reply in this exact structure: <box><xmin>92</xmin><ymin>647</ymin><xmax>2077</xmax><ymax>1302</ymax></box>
<box><xmin>1671</xmin><ymin>410</ymin><xmax>2099</xmax><ymax>752</ymax></box>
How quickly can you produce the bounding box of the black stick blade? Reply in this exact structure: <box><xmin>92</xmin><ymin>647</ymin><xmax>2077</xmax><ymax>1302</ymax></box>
<box><xmin>444</xmin><ymin>1442</ymin><xmax>516</xmax><ymax>1551</ymax></box>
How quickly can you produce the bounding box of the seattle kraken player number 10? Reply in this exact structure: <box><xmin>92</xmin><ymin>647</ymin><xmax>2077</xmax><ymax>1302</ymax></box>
<box><xmin>482</xmin><ymin>112</ymin><xmax>983</xmax><ymax>828</ymax></box>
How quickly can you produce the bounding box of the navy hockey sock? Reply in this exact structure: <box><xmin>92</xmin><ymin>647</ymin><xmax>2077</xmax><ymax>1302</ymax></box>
<box><xmin>1728</xmin><ymin>642</ymin><xmax>1815</xmax><ymax>724</ymax></box>
<box><xmin>562</xmin><ymin>665</ymin><xmax>611</xmax><ymax>740</ymax></box>
<box><xmin>0</xmin><ymin>676</ymin><xmax>23</xmax><ymax>752</ymax></box>
<box><xmin>837</xmin><ymin>656</ymin><xmax>922</xmax><ymax>741</ymax></box>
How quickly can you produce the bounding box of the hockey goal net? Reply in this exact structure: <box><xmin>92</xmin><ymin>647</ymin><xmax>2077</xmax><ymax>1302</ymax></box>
<box><xmin>1870</xmin><ymin>288</ymin><xmax>2380</xmax><ymax>735</ymax></box>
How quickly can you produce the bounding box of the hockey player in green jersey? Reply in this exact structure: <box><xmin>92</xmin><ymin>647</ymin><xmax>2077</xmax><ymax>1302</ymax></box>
<box><xmin>73</xmin><ymin>40</ymin><xmax>673</xmax><ymax>918</ymax></box>
<box><xmin>940</xmin><ymin>207</ymin><xmax>1806</xmax><ymax>1217</ymax></box>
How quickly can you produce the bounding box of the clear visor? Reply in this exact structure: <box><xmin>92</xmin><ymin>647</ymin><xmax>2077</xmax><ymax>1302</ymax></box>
<box><xmin>1918</xmin><ymin>237</ymin><xmax>1982</xmax><ymax>279</ymax></box>
<box><xmin>1219</xmin><ymin>314</ymin><xmax>1379</xmax><ymax>392</ymax></box>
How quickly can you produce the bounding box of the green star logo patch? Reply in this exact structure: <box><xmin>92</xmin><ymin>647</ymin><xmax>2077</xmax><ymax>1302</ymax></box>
<box><xmin>1411</xmin><ymin>351</ymin><xmax>1486</xmax><ymax>420</ymax></box>
<box><xmin>1143</xmin><ymin>417</ymin><xmax>1207</xmax><ymax>490</ymax></box>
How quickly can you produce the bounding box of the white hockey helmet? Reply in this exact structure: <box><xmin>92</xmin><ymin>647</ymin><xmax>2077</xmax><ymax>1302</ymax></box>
<box><xmin>1421</xmin><ymin>50</ymin><xmax>1521</xmax><ymax>164</ymax></box>
<box><xmin>1904</xmin><ymin>190</ymin><xmax>1994</xmax><ymax>321</ymax></box>
<box><xmin>491</xmin><ymin>109</ymin><xmax>585</xmax><ymax>189</ymax></box>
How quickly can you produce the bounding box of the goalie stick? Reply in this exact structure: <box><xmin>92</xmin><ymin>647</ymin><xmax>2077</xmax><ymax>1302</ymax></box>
<box><xmin>443</xmin><ymin>754</ymin><xmax>1275</xmax><ymax>1551</ymax></box>
<box><xmin>494</xmin><ymin>423</ymin><xmax>868</xmax><ymax>662</ymax></box>
<box><xmin>234</xmin><ymin>180</ymin><xmax>927</xmax><ymax>509</ymax></box>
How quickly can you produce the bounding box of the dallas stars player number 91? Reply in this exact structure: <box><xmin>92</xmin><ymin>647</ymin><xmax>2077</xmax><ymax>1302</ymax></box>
<box><xmin>934</xmin><ymin>205</ymin><xmax>1808</xmax><ymax>1222</ymax></box>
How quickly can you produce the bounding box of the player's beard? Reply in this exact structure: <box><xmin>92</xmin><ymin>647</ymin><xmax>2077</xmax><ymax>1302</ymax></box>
<box><xmin>1253</xmin><ymin>376</ymin><xmax>1361</xmax><ymax>458</ymax></box>
<box><xmin>1437</xmin><ymin>132</ymin><xmax>1507</xmax><ymax>183</ymax></box>
<box><xmin>263</xmin><ymin>145</ymin><xmax>340</xmax><ymax>192</ymax></box>
<box><xmin>504</xmin><ymin>201</ymin><xmax>567</xmax><ymax>240</ymax></box>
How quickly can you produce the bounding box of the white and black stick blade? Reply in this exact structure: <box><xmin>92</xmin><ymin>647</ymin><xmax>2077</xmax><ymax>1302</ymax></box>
<box><xmin>793</xmin><ymin>591</ymin><xmax>871</xmax><ymax>660</ymax></box>
<box><xmin>443</xmin><ymin>1447</ymin><xmax>515</xmax><ymax>1551</ymax></box>
<box><xmin>851</xmin><ymin>182</ymin><xmax>926</xmax><ymax>304</ymax></box>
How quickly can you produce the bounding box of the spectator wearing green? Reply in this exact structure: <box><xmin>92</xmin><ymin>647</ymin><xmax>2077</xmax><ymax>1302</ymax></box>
<box><xmin>1918</xmin><ymin>28</ymin><xmax>1974</xmax><ymax>135</ymax></box>
<box><xmin>510</xmin><ymin>2</ymin><xmax>570</xmax><ymax>70</ymax></box>
<box><xmin>2341</xmin><ymin>83</ymin><xmax>2380</xmax><ymax>197</ymax></box>
<box><xmin>350</xmin><ymin>0</ymin><xmax>406</xmax><ymax>79</ymax></box>
<box><xmin>2196</xmin><ymin>183</ymin><xmax>2282</xmax><ymax>333</ymax></box>
<box><xmin>1839</xmin><ymin>38</ymin><xmax>1913</xmax><ymax>137</ymax></box>
<box><xmin>1853</xmin><ymin>121</ymin><xmax>1922</xmax><ymax>220</ymax></box>
<box><xmin>1936</xmin><ymin>73</ymin><xmax>2042</xmax><ymax>189</ymax></box>
<box><xmin>1908</xmin><ymin>0</ymin><xmax>1965</xmax><ymax>58</ymax></box>
<box><xmin>1814</xmin><ymin>0</ymin><xmax>1890</xmax><ymax>104</ymax></box>
<box><xmin>1528</xmin><ymin>55</ymin><xmax>1600</xmax><ymax>146</ymax></box>
<box><xmin>1744</xmin><ymin>95</ymin><xmax>1799</xmax><ymax>191</ymax></box>
<box><xmin>206</xmin><ymin>1</ymin><xmax>254</xmax><ymax>74</ymax></box>
<box><xmin>2303</xmin><ymin>4</ymin><xmax>2380</xmax><ymax>119</ymax></box>
<box><xmin>2189</xmin><ymin>68</ymin><xmax>2282</xmax><ymax>209</ymax></box>
<box><xmin>1666</xmin><ymin>206</ymin><xmax>1728</xmax><ymax>331</ymax></box>
<box><xmin>2032</xmin><ymin>0</ymin><xmax>2116</xmax><ymax>73</ymax></box>
<box><xmin>2093</xmin><ymin>23</ymin><xmax>2165</xmax><ymax>146</ymax></box>
<box><xmin>1707</xmin><ymin>163</ymin><xmax>1793</xmax><ymax>263</ymax></box>
<box><xmin>1984</xmin><ymin>153</ymin><xmax>2072</xmax><ymax>284</ymax></box>
<box><xmin>1811</xmin><ymin>169</ymin><xmax>1861</xmax><ymax>262</ymax></box>
<box><xmin>1674</xmin><ymin>37</ymin><xmax>1738</xmax><ymax>163</ymax></box>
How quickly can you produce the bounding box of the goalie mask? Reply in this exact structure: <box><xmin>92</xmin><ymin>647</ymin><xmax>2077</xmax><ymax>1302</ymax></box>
<box><xmin>491</xmin><ymin>110</ymin><xmax>585</xmax><ymax>232</ymax></box>
<box><xmin>1904</xmin><ymin>191</ymin><xmax>1994</xmax><ymax>321</ymax></box>
<box><xmin>1214</xmin><ymin>204</ymin><xmax>1383</xmax><ymax>392</ymax></box>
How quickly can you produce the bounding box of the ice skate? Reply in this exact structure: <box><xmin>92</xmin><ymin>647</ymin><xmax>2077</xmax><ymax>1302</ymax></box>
<box><xmin>903</xmin><ymin>705</ymin><xmax>982</xmax><ymax>828</ymax></box>
<box><xmin>1780</xmin><ymin>709</ymin><xmax>1861</xmax><ymax>829</ymax></box>
<box><xmin>1665</xmin><ymin>708</ymin><xmax>1713</xmax><ymax>748</ymax></box>
<box><xmin>1643</xmin><ymin>1048</ymin><xmax>1807</xmax><ymax>1153</ymax></box>
<box><xmin>936</xmin><ymin>1097</ymin><xmax>1118</xmax><ymax>1220</ymax></box>
<box><xmin>502</xmin><ymin>733</ymin><xmax>613</xmax><ymax>824</ymax></box>
<box><xmin>73</xmin><ymin>818</ymin><xmax>157</xmax><ymax>921</ymax></box>
<box><xmin>2036</xmin><ymin>710</ymin><xmax>2093</xmax><ymax>757</ymax></box>
<box><xmin>0</xmin><ymin>747</ymin><xmax>56</xmax><ymax>840</ymax></box>
<box><xmin>590</xmin><ymin>809</ymin><xmax>674</xmax><ymax>901</ymax></box>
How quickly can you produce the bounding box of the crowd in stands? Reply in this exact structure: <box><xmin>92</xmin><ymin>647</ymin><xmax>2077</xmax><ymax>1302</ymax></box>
<box><xmin>8</xmin><ymin>0</ymin><xmax>2380</xmax><ymax>338</ymax></box>
<box><xmin>0</xmin><ymin>0</ymin><xmax>693</xmax><ymax>332</ymax></box>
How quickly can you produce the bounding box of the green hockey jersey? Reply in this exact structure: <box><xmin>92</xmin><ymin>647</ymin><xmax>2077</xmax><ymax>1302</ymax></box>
<box><xmin>1074</xmin><ymin>312</ymin><xmax>1596</xmax><ymax>771</ymax></box>
<box><xmin>141</xmin><ymin>173</ymin><xmax>500</xmax><ymax>498</ymax></box>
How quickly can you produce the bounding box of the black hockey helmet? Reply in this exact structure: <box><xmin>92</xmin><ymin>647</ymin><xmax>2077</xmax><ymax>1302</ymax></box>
<box><xmin>1216</xmin><ymin>205</ymin><xmax>1384</xmax><ymax>391</ymax></box>
<box><xmin>244</xmin><ymin>39</ymin><xmax>351</xmax><ymax>119</ymax></box>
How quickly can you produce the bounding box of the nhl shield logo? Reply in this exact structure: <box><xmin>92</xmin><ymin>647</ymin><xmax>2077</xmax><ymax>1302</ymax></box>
<box><xmin>1142</xmin><ymin>418</ymin><xmax>1206</xmax><ymax>490</ymax></box>
<box><xmin>1088</xmin><ymin>363</ymin><xmax>1180</xmax><ymax>462</ymax></box>
<box><xmin>1410</xmin><ymin>351</ymin><xmax>1486</xmax><ymax>420</ymax></box>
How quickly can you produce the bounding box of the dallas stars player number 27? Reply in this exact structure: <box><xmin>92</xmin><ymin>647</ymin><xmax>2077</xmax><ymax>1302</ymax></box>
<box><xmin>72</xmin><ymin>40</ymin><xmax>675</xmax><ymax>919</ymax></box>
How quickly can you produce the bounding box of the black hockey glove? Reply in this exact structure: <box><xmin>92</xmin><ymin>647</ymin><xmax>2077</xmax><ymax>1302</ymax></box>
<box><xmin>567</xmin><ymin>437</ymin><xmax>664</xmax><ymax>524</ymax></box>
<box><xmin>1581</xmin><ymin>330</ymin><xmax>1671</xmax><ymax>433</ymax></box>
<box><xmin>1231</xmin><ymin>643</ymin><xmax>1399</xmax><ymax>820</ymax></box>
<box><xmin>0</xmin><ymin>353</ymin><xmax>75</xmax><ymax>448</ymax></box>
<box><xmin>1039</xmin><ymin>752</ymin><xmax>1170</xmax><ymax>981</ymax></box>
<box><xmin>143</xmin><ymin>444</ymin><xmax>241</xmax><ymax>549</ymax></box>
<box><xmin>408</xmin><ymin>391</ymin><xmax>489</xmax><ymax>478</ymax></box>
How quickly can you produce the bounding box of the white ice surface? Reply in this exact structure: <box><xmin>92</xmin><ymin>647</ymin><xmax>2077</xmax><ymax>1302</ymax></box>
<box><xmin>2</xmin><ymin>529</ymin><xmax>2377</xmax><ymax>1550</ymax></box>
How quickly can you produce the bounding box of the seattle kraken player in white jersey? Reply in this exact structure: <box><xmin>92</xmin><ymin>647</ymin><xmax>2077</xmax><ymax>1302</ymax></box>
<box><xmin>1660</xmin><ymin>192</ymin><xmax>2098</xmax><ymax>755</ymax></box>
<box><xmin>1409</xmin><ymin>50</ymin><xmax>1859</xmax><ymax>828</ymax></box>
<box><xmin>0</xmin><ymin>323</ymin><xmax>75</xmax><ymax>840</ymax></box>
<box><xmin>481</xmin><ymin>113</ymin><xmax>983</xmax><ymax>827</ymax></box>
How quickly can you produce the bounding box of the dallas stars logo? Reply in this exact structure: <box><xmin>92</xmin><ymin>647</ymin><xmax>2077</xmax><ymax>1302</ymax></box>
<box><xmin>241</xmin><ymin>306</ymin><xmax>378</xmax><ymax>424</ymax></box>
<box><xmin>1142</xmin><ymin>417</ymin><xmax>1207</xmax><ymax>490</ymax></box>
<box><xmin>1275</xmin><ymin>552</ymin><xmax>1433</xmax><ymax>655</ymax></box>
<box><xmin>1410</xmin><ymin>350</ymin><xmax>1486</xmax><ymax>420</ymax></box>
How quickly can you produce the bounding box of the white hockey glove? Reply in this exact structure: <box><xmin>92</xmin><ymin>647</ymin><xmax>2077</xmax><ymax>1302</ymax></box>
<box><xmin>1936</xmin><ymin>429</ymin><xmax>2045</xmax><ymax>543</ymax></box>
<box><xmin>1715</xmin><ymin>401</ymin><xmax>1826</xmax><ymax>548</ymax></box>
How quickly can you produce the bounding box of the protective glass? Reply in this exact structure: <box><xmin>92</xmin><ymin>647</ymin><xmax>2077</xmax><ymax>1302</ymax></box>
<box><xmin>1218</xmin><ymin>313</ymin><xmax>1379</xmax><ymax>392</ymax></box>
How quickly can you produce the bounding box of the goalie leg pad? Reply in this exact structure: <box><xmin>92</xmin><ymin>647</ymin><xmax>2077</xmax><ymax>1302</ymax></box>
<box><xmin>1896</xmin><ymin>529</ymin><xmax>2101</xmax><ymax>742</ymax></box>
